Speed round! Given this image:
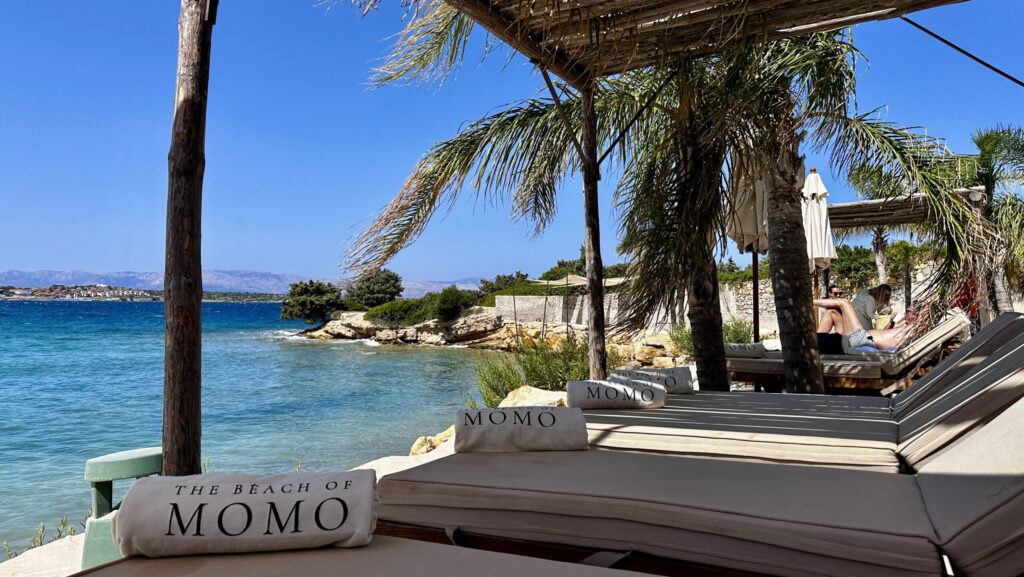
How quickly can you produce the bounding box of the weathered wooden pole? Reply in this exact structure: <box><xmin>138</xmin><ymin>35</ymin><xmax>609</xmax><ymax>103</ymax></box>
<box><xmin>580</xmin><ymin>81</ymin><xmax>608</xmax><ymax>379</ymax></box>
<box><xmin>163</xmin><ymin>0</ymin><xmax>218</xmax><ymax>476</ymax></box>
<box><xmin>752</xmin><ymin>253</ymin><xmax>759</xmax><ymax>342</ymax></box>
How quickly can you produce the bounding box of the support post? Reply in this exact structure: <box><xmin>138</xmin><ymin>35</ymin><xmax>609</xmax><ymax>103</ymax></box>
<box><xmin>163</xmin><ymin>0</ymin><xmax>217</xmax><ymax>476</ymax></box>
<box><xmin>752</xmin><ymin>253</ymin><xmax>760</xmax><ymax>342</ymax></box>
<box><xmin>580</xmin><ymin>82</ymin><xmax>608</xmax><ymax>379</ymax></box>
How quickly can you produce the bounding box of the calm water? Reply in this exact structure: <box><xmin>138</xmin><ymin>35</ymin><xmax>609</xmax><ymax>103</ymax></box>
<box><xmin>0</xmin><ymin>301</ymin><xmax>484</xmax><ymax>547</ymax></box>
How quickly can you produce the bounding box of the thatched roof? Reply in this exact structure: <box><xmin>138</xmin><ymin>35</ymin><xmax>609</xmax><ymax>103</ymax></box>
<box><xmin>444</xmin><ymin>0</ymin><xmax>966</xmax><ymax>86</ymax></box>
<box><xmin>828</xmin><ymin>186</ymin><xmax>984</xmax><ymax>229</ymax></box>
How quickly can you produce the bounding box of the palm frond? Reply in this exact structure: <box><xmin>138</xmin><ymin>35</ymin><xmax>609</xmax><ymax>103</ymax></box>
<box><xmin>372</xmin><ymin>0</ymin><xmax>479</xmax><ymax>88</ymax></box>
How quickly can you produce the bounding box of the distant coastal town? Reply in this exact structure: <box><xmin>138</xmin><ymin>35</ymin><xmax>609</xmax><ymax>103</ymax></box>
<box><xmin>0</xmin><ymin>284</ymin><xmax>283</xmax><ymax>302</ymax></box>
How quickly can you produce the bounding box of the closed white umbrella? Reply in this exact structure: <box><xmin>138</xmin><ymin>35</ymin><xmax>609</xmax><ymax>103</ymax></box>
<box><xmin>801</xmin><ymin>168</ymin><xmax>837</xmax><ymax>271</ymax></box>
<box><xmin>727</xmin><ymin>172</ymin><xmax>769</xmax><ymax>254</ymax></box>
<box><xmin>727</xmin><ymin>170</ymin><xmax>771</xmax><ymax>343</ymax></box>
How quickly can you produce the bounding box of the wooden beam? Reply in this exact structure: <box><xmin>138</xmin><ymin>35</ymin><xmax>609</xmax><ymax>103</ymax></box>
<box><xmin>443</xmin><ymin>0</ymin><xmax>593</xmax><ymax>88</ymax></box>
<box><xmin>163</xmin><ymin>0</ymin><xmax>217</xmax><ymax>476</ymax></box>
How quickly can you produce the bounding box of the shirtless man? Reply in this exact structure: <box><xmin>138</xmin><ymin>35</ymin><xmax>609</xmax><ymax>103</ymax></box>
<box><xmin>814</xmin><ymin>298</ymin><xmax>914</xmax><ymax>352</ymax></box>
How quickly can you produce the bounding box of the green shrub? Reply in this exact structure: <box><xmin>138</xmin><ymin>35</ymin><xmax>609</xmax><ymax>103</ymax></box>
<box><xmin>342</xmin><ymin>299</ymin><xmax>367</xmax><ymax>312</ymax></box>
<box><xmin>474</xmin><ymin>354</ymin><xmax>527</xmax><ymax>407</ymax></box>
<box><xmin>669</xmin><ymin>325</ymin><xmax>694</xmax><ymax>357</ymax></box>
<box><xmin>364</xmin><ymin>299</ymin><xmax>429</xmax><ymax>326</ymax></box>
<box><xmin>280</xmin><ymin>280</ymin><xmax>343</xmax><ymax>325</ymax></box>
<box><xmin>479</xmin><ymin>272</ymin><xmax>529</xmax><ymax>294</ymax></box>
<box><xmin>474</xmin><ymin>333</ymin><xmax>623</xmax><ymax>407</ymax></box>
<box><xmin>669</xmin><ymin>317</ymin><xmax>753</xmax><ymax>357</ymax></box>
<box><xmin>363</xmin><ymin>287</ymin><xmax>480</xmax><ymax>326</ymax></box>
<box><xmin>437</xmin><ymin>285</ymin><xmax>469</xmax><ymax>322</ymax></box>
<box><xmin>723</xmin><ymin>317</ymin><xmax>754</xmax><ymax>343</ymax></box>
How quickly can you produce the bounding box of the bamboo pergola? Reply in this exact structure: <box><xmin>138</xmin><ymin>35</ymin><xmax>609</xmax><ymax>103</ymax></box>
<box><xmin>828</xmin><ymin>187</ymin><xmax>983</xmax><ymax>229</ymax></box>
<box><xmin>444</xmin><ymin>0</ymin><xmax>967</xmax><ymax>87</ymax></box>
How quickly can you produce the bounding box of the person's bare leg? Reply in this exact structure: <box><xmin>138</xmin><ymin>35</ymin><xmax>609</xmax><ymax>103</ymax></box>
<box><xmin>830</xmin><ymin>310</ymin><xmax>845</xmax><ymax>334</ymax></box>
<box><xmin>813</xmin><ymin>299</ymin><xmax>863</xmax><ymax>334</ymax></box>
<box><xmin>869</xmin><ymin>327</ymin><xmax>912</xmax><ymax>349</ymax></box>
<box><xmin>817</xmin><ymin>309</ymin><xmax>836</xmax><ymax>332</ymax></box>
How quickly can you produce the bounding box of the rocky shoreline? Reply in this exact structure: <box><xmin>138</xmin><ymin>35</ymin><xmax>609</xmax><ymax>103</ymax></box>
<box><xmin>303</xmin><ymin>306</ymin><xmax>685</xmax><ymax>368</ymax></box>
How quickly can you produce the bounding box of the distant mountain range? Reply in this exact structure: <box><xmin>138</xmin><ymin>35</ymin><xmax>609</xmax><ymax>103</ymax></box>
<box><xmin>0</xmin><ymin>269</ymin><xmax>481</xmax><ymax>297</ymax></box>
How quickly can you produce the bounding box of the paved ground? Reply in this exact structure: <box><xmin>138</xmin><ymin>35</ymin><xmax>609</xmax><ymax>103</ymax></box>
<box><xmin>0</xmin><ymin>535</ymin><xmax>83</xmax><ymax>577</ymax></box>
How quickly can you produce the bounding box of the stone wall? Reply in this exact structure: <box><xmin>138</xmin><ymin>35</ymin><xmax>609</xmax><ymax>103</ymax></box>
<box><xmin>496</xmin><ymin>270</ymin><xmax>936</xmax><ymax>340</ymax></box>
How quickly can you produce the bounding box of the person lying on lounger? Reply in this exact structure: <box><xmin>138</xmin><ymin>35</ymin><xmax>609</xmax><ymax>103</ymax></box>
<box><xmin>814</xmin><ymin>298</ymin><xmax>915</xmax><ymax>353</ymax></box>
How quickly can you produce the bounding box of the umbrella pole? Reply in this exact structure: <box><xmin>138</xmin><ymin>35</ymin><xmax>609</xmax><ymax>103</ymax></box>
<box><xmin>512</xmin><ymin>283</ymin><xmax>520</xmax><ymax>346</ymax></box>
<box><xmin>752</xmin><ymin>253</ymin><xmax>760</xmax><ymax>343</ymax></box>
<box><xmin>541</xmin><ymin>284</ymin><xmax>548</xmax><ymax>341</ymax></box>
<box><xmin>812</xmin><ymin>269</ymin><xmax>820</xmax><ymax>325</ymax></box>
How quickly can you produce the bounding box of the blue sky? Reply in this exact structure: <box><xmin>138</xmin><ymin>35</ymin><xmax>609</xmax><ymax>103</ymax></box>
<box><xmin>1</xmin><ymin>1</ymin><xmax>1020</xmax><ymax>282</ymax></box>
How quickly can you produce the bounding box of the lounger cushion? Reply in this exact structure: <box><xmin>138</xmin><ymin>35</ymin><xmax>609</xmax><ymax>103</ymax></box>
<box><xmin>727</xmin><ymin>357</ymin><xmax>883</xmax><ymax>378</ymax></box>
<box><xmin>380</xmin><ymin>451</ymin><xmax>942</xmax><ymax>577</ymax></box>
<box><xmin>897</xmin><ymin>331</ymin><xmax>1024</xmax><ymax>469</ymax></box>
<box><xmin>892</xmin><ymin>312</ymin><xmax>1024</xmax><ymax>420</ymax></box>
<box><xmin>454</xmin><ymin>407</ymin><xmax>589</xmax><ymax>453</ymax></box>
<box><xmin>878</xmin><ymin>313</ymin><xmax>968</xmax><ymax>375</ymax></box>
<box><xmin>71</xmin><ymin>535</ymin><xmax>646</xmax><ymax>577</ymax></box>
<box><xmin>917</xmin><ymin>396</ymin><xmax>1024</xmax><ymax>576</ymax></box>
<box><xmin>585</xmin><ymin>393</ymin><xmax>899</xmax><ymax>471</ymax></box>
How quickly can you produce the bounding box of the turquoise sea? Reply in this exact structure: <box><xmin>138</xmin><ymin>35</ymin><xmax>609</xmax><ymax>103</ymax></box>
<box><xmin>0</xmin><ymin>300</ymin><xmax>485</xmax><ymax>547</ymax></box>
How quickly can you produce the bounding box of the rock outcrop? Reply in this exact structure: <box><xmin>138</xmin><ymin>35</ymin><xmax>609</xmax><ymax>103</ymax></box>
<box><xmin>409</xmin><ymin>425</ymin><xmax>455</xmax><ymax>456</ymax></box>
<box><xmin>305</xmin><ymin>307</ymin><xmax>686</xmax><ymax>370</ymax></box>
<box><xmin>306</xmin><ymin>307</ymin><xmax>501</xmax><ymax>345</ymax></box>
<box><xmin>497</xmin><ymin>385</ymin><xmax>567</xmax><ymax>408</ymax></box>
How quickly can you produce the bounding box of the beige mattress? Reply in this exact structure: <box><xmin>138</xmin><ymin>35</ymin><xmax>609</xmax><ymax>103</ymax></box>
<box><xmin>892</xmin><ymin>312</ymin><xmax>1024</xmax><ymax>419</ymax></box>
<box><xmin>71</xmin><ymin>535</ymin><xmax>647</xmax><ymax>577</ymax></box>
<box><xmin>897</xmin><ymin>330</ymin><xmax>1024</xmax><ymax>469</ymax></box>
<box><xmin>584</xmin><ymin>323</ymin><xmax>1024</xmax><ymax>473</ymax></box>
<box><xmin>379</xmin><ymin>451</ymin><xmax>941</xmax><ymax>577</ymax></box>
<box><xmin>585</xmin><ymin>394</ymin><xmax>899</xmax><ymax>472</ymax></box>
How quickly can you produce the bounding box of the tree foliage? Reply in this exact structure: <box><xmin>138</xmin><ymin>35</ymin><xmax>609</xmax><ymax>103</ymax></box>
<box><xmin>280</xmin><ymin>280</ymin><xmax>344</xmax><ymax>325</ymax></box>
<box><xmin>830</xmin><ymin>245</ymin><xmax>877</xmax><ymax>292</ymax></box>
<box><xmin>436</xmin><ymin>285</ymin><xmax>475</xmax><ymax>322</ymax></box>
<box><xmin>345</xmin><ymin>268</ymin><xmax>403</xmax><ymax>308</ymax></box>
<box><xmin>478</xmin><ymin>272</ymin><xmax>529</xmax><ymax>294</ymax></box>
<box><xmin>363</xmin><ymin>286</ymin><xmax>479</xmax><ymax>326</ymax></box>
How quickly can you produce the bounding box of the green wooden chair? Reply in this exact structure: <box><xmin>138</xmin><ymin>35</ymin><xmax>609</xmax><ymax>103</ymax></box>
<box><xmin>81</xmin><ymin>447</ymin><xmax>162</xmax><ymax>570</ymax></box>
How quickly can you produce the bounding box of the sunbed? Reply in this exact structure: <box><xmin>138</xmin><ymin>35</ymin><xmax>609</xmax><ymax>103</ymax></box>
<box><xmin>378</xmin><ymin>393</ymin><xmax>1024</xmax><ymax>577</ymax></box>
<box><xmin>584</xmin><ymin>323</ymin><xmax>1024</xmax><ymax>472</ymax></box>
<box><xmin>727</xmin><ymin>311</ymin><xmax>972</xmax><ymax>389</ymax></box>
<box><xmin>70</xmin><ymin>535</ymin><xmax>650</xmax><ymax>577</ymax></box>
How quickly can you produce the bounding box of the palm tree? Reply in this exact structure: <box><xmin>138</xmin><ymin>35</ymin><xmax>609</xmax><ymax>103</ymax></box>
<box><xmin>969</xmin><ymin>126</ymin><xmax>1024</xmax><ymax>313</ymax></box>
<box><xmin>845</xmin><ymin>166</ymin><xmax>915</xmax><ymax>285</ymax></box>
<box><xmin>347</xmin><ymin>3</ymin><xmax>982</xmax><ymax>393</ymax></box>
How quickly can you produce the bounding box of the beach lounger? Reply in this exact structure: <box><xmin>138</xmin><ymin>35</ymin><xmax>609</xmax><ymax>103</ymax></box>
<box><xmin>727</xmin><ymin>311</ymin><xmax>972</xmax><ymax>389</ymax></box>
<box><xmin>378</xmin><ymin>394</ymin><xmax>1024</xmax><ymax>576</ymax></box>
<box><xmin>70</xmin><ymin>535</ymin><xmax>651</xmax><ymax>577</ymax></box>
<box><xmin>584</xmin><ymin>324</ymin><xmax>1024</xmax><ymax>472</ymax></box>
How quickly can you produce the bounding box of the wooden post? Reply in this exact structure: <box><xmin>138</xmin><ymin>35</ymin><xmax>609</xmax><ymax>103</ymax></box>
<box><xmin>164</xmin><ymin>0</ymin><xmax>217</xmax><ymax>476</ymax></box>
<box><xmin>752</xmin><ymin>253</ymin><xmax>760</xmax><ymax>343</ymax></box>
<box><xmin>580</xmin><ymin>81</ymin><xmax>608</xmax><ymax>379</ymax></box>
